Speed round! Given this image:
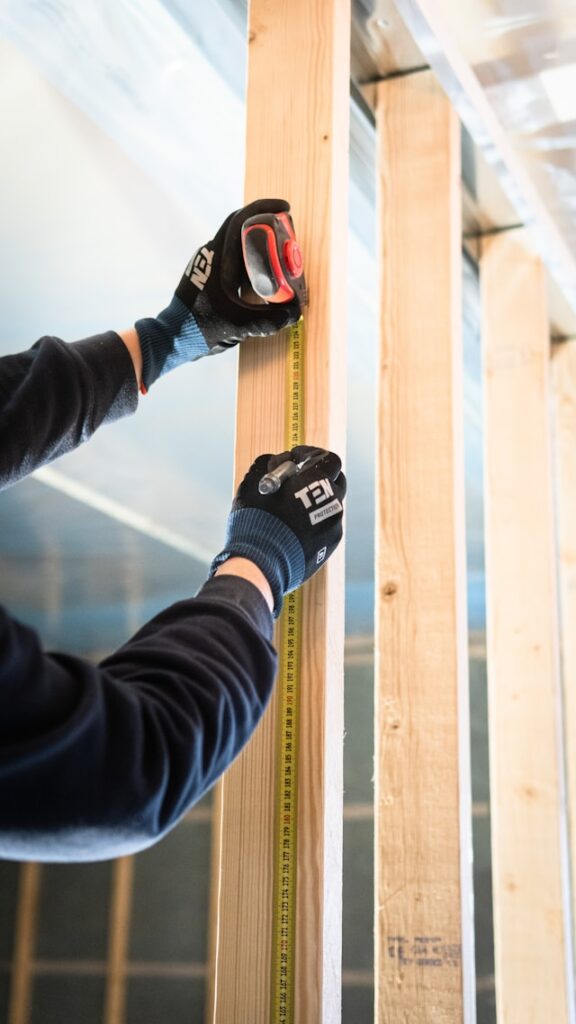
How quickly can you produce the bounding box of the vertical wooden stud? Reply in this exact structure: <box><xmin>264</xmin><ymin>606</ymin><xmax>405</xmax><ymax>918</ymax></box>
<box><xmin>552</xmin><ymin>338</ymin><xmax>576</xmax><ymax>943</ymax></box>
<box><xmin>375</xmin><ymin>70</ymin><xmax>475</xmax><ymax>1022</ymax></box>
<box><xmin>208</xmin><ymin>1</ymin><xmax>350</xmax><ymax>1022</ymax></box>
<box><xmin>8</xmin><ymin>863</ymin><xmax>42</xmax><ymax>1024</ymax></box>
<box><xmin>104</xmin><ymin>856</ymin><xmax>134</xmax><ymax>1024</ymax></box>
<box><xmin>481</xmin><ymin>230</ymin><xmax>574</xmax><ymax>1022</ymax></box>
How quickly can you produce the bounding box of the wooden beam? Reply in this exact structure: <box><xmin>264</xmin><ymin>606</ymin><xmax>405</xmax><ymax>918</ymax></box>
<box><xmin>8</xmin><ymin>863</ymin><xmax>42</xmax><ymax>1024</ymax></box>
<box><xmin>103</xmin><ymin>856</ymin><xmax>134</xmax><ymax>1024</ymax></box>
<box><xmin>374</xmin><ymin>71</ymin><xmax>475</xmax><ymax>1022</ymax></box>
<box><xmin>552</xmin><ymin>338</ymin><xmax>576</xmax><ymax>939</ymax></box>
<box><xmin>481</xmin><ymin>230</ymin><xmax>575</xmax><ymax>1022</ymax></box>
<box><xmin>208</xmin><ymin>2</ymin><xmax>350</xmax><ymax>1022</ymax></box>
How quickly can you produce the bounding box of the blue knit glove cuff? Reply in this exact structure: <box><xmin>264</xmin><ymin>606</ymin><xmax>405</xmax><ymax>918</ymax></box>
<box><xmin>135</xmin><ymin>295</ymin><xmax>210</xmax><ymax>390</ymax></box>
<box><xmin>210</xmin><ymin>508</ymin><xmax>306</xmax><ymax>618</ymax></box>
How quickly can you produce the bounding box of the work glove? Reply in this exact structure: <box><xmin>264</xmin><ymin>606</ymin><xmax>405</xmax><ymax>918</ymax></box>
<box><xmin>135</xmin><ymin>199</ymin><xmax>302</xmax><ymax>392</ymax></box>
<box><xmin>210</xmin><ymin>446</ymin><xmax>346</xmax><ymax>617</ymax></box>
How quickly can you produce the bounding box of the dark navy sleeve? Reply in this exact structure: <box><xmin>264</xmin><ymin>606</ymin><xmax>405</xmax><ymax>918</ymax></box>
<box><xmin>0</xmin><ymin>575</ymin><xmax>277</xmax><ymax>862</ymax></box>
<box><xmin>0</xmin><ymin>332</ymin><xmax>138</xmax><ymax>490</ymax></box>
<box><xmin>0</xmin><ymin>334</ymin><xmax>278</xmax><ymax>861</ymax></box>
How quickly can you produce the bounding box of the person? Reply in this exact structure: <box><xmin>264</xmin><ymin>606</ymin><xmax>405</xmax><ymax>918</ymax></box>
<box><xmin>0</xmin><ymin>199</ymin><xmax>346</xmax><ymax>863</ymax></box>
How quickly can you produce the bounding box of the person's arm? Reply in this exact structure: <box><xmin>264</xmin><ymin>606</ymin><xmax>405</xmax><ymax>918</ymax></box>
<box><xmin>0</xmin><ymin>447</ymin><xmax>344</xmax><ymax>863</ymax></box>
<box><xmin>116</xmin><ymin>326</ymin><xmax>143</xmax><ymax>385</ymax></box>
<box><xmin>0</xmin><ymin>574</ymin><xmax>276</xmax><ymax>862</ymax></box>
<box><xmin>0</xmin><ymin>199</ymin><xmax>301</xmax><ymax>491</ymax></box>
<box><xmin>214</xmin><ymin>557</ymin><xmax>273</xmax><ymax>612</ymax></box>
<box><xmin>0</xmin><ymin>332</ymin><xmax>139</xmax><ymax>491</ymax></box>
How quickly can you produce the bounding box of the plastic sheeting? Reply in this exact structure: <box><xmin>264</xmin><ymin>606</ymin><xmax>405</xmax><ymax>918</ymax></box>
<box><xmin>0</xmin><ymin>0</ymin><xmax>487</xmax><ymax>641</ymax></box>
<box><xmin>0</xmin><ymin>0</ymin><xmax>246</xmax><ymax>233</ymax></box>
<box><xmin>434</xmin><ymin>0</ymin><xmax>576</xmax><ymax>251</ymax></box>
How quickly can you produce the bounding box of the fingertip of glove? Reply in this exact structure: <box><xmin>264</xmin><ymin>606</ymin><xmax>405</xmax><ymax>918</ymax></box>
<box><xmin>283</xmin><ymin>301</ymin><xmax>302</xmax><ymax>324</ymax></box>
<box><xmin>290</xmin><ymin>444</ymin><xmax>322</xmax><ymax>462</ymax></box>
<box><xmin>248</xmin><ymin>453</ymin><xmax>274</xmax><ymax>477</ymax></box>
<box><xmin>324</xmin><ymin>452</ymin><xmax>343</xmax><ymax>479</ymax></box>
<box><xmin>336</xmin><ymin>470</ymin><xmax>347</xmax><ymax>496</ymax></box>
<box><xmin>252</xmin><ymin>197</ymin><xmax>291</xmax><ymax>213</ymax></box>
<box><xmin>267</xmin><ymin>450</ymin><xmax>293</xmax><ymax>471</ymax></box>
<box><xmin>289</xmin><ymin>447</ymin><xmax>342</xmax><ymax>481</ymax></box>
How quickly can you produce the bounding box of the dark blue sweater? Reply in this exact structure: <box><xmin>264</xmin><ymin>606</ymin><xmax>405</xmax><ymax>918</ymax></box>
<box><xmin>0</xmin><ymin>333</ymin><xmax>277</xmax><ymax>861</ymax></box>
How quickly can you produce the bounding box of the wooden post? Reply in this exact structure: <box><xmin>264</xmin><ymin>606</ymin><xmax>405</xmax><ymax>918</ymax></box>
<box><xmin>104</xmin><ymin>857</ymin><xmax>134</xmax><ymax>1024</ymax></box>
<box><xmin>481</xmin><ymin>230</ymin><xmax>574</xmax><ymax>1022</ymax></box>
<box><xmin>374</xmin><ymin>71</ymin><xmax>475</xmax><ymax>1022</ymax></box>
<box><xmin>8</xmin><ymin>864</ymin><xmax>42</xmax><ymax>1024</ymax></box>
<box><xmin>207</xmin><ymin>2</ymin><xmax>350</xmax><ymax>1022</ymax></box>
<box><xmin>552</xmin><ymin>338</ymin><xmax>576</xmax><ymax>942</ymax></box>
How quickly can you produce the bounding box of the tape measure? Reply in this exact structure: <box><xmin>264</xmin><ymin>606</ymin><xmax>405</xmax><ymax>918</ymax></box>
<box><xmin>270</xmin><ymin>318</ymin><xmax>305</xmax><ymax>1023</ymax></box>
<box><xmin>239</xmin><ymin>209</ymin><xmax>307</xmax><ymax>1021</ymax></box>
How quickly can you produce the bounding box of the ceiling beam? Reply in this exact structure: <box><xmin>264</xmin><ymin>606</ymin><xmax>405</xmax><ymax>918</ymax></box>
<box><xmin>391</xmin><ymin>0</ymin><xmax>576</xmax><ymax>336</ymax></box>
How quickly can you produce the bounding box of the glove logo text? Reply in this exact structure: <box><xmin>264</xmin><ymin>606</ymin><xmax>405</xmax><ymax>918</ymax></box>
<box><xmin>185</xmin><ymin>246</ymin><xmax>214</xmax><ymax>290</ymax></box>
<box><xmin>316</xmin><ymin>547</ymin><xmax>327</xmax><ymax>564</ymax></box>
<box><xmin>294</xmin><ymin>478</ymin><xmax>343</xmax><ymax>526</ymax></box>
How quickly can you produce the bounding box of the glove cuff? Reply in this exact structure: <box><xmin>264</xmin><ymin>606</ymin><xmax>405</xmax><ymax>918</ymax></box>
<box><xmin>135</xmin><ymin>295</ymin><xmax>210</xmax><ymax>390</ymax></box>
<box><xmin>209</xmin><ymin>508</ymin><xmax>306</xmax><ymax>617</ymax></box>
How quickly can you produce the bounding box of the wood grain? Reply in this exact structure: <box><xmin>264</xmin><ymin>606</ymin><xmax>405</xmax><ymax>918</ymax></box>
<box><xmin>375</xmin><ymin>71</ymin><xmax>475</xmax><ymax>1023</ymax></box>
<box><xmin>104</xmin><ymin>856</ymin><xmax>134</xmax><ymax>1024</ymax></box>
<box><xmin>552</xmin><ymin>338</ymin><xmax>576</xmax><ymax>951</ymax></box>
<box><xmin>481</xmin><ymin>230</ymin><xmax>574</xmax><ymax>1022</ymax></box>
<box><xmin>208</xmin><ymin>1</ymin><xmax>350</xmax><ymax>1021</ymax></box>
<box><xmin>8</xmin><ymin>863</ymin><xmax>41</xmax><ymax>1024</ymax></box>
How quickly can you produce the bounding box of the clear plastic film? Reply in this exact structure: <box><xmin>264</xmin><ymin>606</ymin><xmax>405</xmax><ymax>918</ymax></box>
<box><xmin>433</xmin><ymin>0</ymin><xmax>576</xmax><ymax>251</ymax></box>
<box><xmin>0</xmin><ymin>0</ymin><xmax>246</xmax><ymax>232</ymax></box>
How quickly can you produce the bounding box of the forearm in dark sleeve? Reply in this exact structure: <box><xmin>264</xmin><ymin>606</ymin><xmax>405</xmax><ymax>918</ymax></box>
<box><xmin>0</xmin><ymin>332</ymin><xmax>138</xmax><ymax>490</ymax></box>
<box><xmin>0</xmin><ymin>575</ymin><xmax>277</xmax><ymax>862</ymax></box>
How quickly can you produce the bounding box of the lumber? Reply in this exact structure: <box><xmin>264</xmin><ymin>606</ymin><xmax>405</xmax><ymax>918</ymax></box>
<box><xmin>207</xmin><ymin>2</ymin><xmax>350</xmax><ymax>1022</ymax></box>
<box><xmin>393</xmin><ymin>0</ymin><xmax>576</xmax><ymax>329</ymax></box>
<box><xmin>104</xmin><ymin>856</ymin><xmax>134</xmax><ymax>1024</ymax></box>
<box><xmin>552</xmin><ymin>338</ymin><xmax>576</xmax><ymax>940</ymax></box>
<box><xmin>8</xmin><ymin>863</ymin><xmax>42</xmax><ymax>1024</ymax></box>
<box><xmin>481</xmin><ymin>230</ymin><xmax>574</xmax><ymax>1022</ymax></box>
<box><xmin>374</xmin><ymin>70</ymin><xmax>475</xmax><ymax>1023</ymax></box>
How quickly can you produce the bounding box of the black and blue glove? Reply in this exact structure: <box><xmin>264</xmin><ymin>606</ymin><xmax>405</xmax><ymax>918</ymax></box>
<box><xmin>135</xmin><ymin>199</ymin><xmax>302</xmax><ymax>391</ymax></box>
<box><xmin>211</xmin><ymin>446</ymin><xmax>346</xmax><ymax>617</ymax></box>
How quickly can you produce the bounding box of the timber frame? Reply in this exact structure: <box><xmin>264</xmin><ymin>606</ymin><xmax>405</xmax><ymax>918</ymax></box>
<box><xmin>207</xmin><ymin>3</ymin><xmax>576</xmax><ymax>1024</ymax></box>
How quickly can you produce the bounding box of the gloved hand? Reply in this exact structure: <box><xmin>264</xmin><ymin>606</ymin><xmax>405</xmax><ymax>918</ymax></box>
<box><xmin>210</xmin><ymin>446</ymin><xmax>346</xmax><ymax>617</ymax></box>
<box><xmin>135</xmin><ymin>199</ymin><xmax>302</xmax><ymax>391</ymax></box>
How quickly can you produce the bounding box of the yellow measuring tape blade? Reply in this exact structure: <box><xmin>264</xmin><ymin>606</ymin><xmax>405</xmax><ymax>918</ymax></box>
<box><xmin>270</xmin><ymin>319</ymin><xmax>304</xmax><ymax>1024</ymax></box>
